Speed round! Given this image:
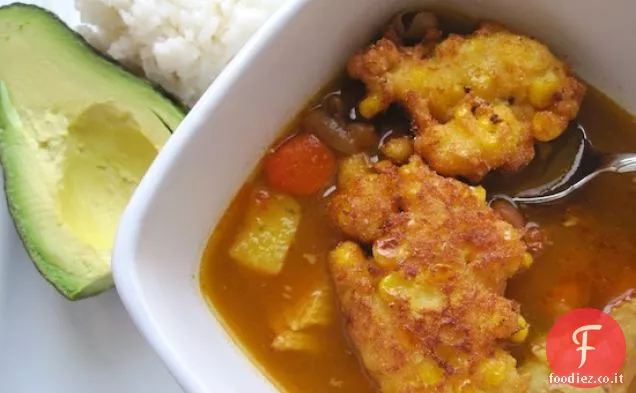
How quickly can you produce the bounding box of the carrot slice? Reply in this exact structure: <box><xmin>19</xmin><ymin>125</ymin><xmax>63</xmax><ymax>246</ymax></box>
<box><xmin>264</xmin><ymin>132</ymin><xmax>336</xmax><ymax>196</ymax></box>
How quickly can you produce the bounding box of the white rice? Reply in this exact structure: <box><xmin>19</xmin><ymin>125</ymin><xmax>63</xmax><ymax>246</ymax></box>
<box><xmin>75</xmin><ymin>0</ymin><xmax>288</xmax><ymax>106</ymax></box>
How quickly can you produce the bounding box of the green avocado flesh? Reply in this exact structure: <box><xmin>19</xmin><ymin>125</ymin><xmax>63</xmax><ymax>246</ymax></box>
<box><xmin>0</xmin><ymin>4</ymin><xmax>186</xmax><ymax>300</ymax></box>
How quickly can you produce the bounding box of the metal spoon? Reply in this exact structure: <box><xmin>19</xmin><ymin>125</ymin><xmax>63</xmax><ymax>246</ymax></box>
<box><xmin>496</xmin><ymin>125</ymin><xmax>636</xmax><ymax>205</ymax></box>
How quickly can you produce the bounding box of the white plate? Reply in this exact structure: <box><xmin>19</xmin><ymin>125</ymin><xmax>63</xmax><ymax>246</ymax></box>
<box><xmin>0</xmin><ymin>1</ymin><xmax>183</xmax><ymax>392</ymax></box>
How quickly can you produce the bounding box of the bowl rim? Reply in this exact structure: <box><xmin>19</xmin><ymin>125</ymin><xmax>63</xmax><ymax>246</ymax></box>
<box><xmin>111</xmin><ymin>0</ymin><xmax>311</xmax><ymax>391</ymax></box>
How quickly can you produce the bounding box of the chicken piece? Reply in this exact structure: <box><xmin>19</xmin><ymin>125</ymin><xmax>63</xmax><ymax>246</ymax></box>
<box><xmin>348</xmin><ymin>22</ymin><xmax>586</xmax><ymax>182</ymax></box>
<box><xmin>328</xmin><ymin>155</ymin><xmax>533</xmax><ymax>392</ymax></box>
<box><xmin>520</xmin><ymin>295</ymin><xmax>636</xmax><ymax>393</ymax></box>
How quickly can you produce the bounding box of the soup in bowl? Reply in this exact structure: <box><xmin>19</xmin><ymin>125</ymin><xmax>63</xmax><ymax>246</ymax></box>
<box><xmin>112</xmin><ymin>1</ymin><xmax>636</xmax><ymax>392</ymax></box>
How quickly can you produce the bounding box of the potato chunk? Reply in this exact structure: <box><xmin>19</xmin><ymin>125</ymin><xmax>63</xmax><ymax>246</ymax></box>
<box><xmin>229</xmin><ymin>188</ymin><xmax>301</xmax><ymax>276</ymax></box>
<box><xmin>286</xmin><ymin>287</ymin><xmax>334</xmax><ymax>331</ymax></box>
<box><xmin>270</xmin><ymin>287</ymin><xmax>334</xmax><ymax>353</ymax></box>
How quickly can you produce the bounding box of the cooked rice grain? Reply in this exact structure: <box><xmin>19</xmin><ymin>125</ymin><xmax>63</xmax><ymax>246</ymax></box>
<box><xmin>76</xmin><ymin>0</ymin><xmax>288</xmax><ymax>106</ymax></box>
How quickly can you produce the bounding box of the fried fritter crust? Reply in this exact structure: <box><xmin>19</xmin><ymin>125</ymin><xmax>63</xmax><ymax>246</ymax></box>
<box><xmin>328</xmin><ymin>154</ymin><xmax>533</xmax><ymax>392</ymax></box>
<box><xmin>348</xmin><ymin>22</ymin><xmax>586</xmax><ymax>182</ymax></box>
<box><xmin>328</xmin><ymin>154</ymin><xmax>399</xmax><ymax>243</ymax></box>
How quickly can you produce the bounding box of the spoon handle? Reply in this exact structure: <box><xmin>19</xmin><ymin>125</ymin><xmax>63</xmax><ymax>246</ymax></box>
<box><xmin>604</xmin><ymin>154</ymin><xmax>636</xmax><ymax>173</ymax></box>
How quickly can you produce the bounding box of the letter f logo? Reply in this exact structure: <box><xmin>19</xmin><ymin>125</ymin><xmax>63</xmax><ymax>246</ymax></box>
<box><xmin>546</xmin><ymin>309</ymin><xmax>626</xmax><ymax>388</ymax></box>
<box><xmin>572</xmin><ymin>324</ymin><xmax>603</xmax><ymax>368</ymax></box>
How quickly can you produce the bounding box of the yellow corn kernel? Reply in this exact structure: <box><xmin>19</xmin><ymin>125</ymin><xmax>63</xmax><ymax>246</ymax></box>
<box><xmin>477</xmin><ymin>115</ymin><xmax>499</xmax><ymax>138</ymax></box>
<box><xmin>471</xmin><ymin>186</ymin><xmax>487</xmax><ymax>202</ymax></box>
<box><xmin>359</xmin><ymin>93</ymin><xmax>383</xmax><ymax>118</ymax></box>
<box><xmin>373</xmin><ymin>241</ymin><xmax>407</xmax><ymax>270</ymax></box>
<box><xmin>477</xmin><ymin>357</ymin><xmax>508</xmax><ymax>386</ymax></box>
<box><xmin>429</xmin><ymin>84</ymin><xmax>464</xmax><ymax>120</ymax></box>
<box><xmin>411</xmin><ymin>286</ymin><xmax>444</xmax><ymax>312</ymax></box>
<box><xmin>529</xmin><ymin>72</ymin><xmax>560</xmax><ymax>109</ymax></box>
<box><xmin>453</xmin><ymin>100</ymin><xmax>471</xmax><ymax>118</ymax></box>
<box><xmin>337</xmin><ymin>154</ymin><xmax>371</xmax><ymax>187</ymax></box>
<box><xmin>416</xmin><ymin>357</ymin><xmax>445</xmax><ymax>386</ymax></box>
<box><xmin>402</xmin><ymin>180</ymin><xmax>422</xmax><ymax>200</ymax></box>
<box><xmin>511</xmin><ymin>314</ymin><xmax>530</xmax><ymax>343</ymax></box>
<box><xmin>373</xmin><ymin>251</ymin><xmax>398</xmax><ymax>270</ymax></box>
<box><xmin>378</xmin><ymin>272</ymin><xmax>409</xmax><ymax>301</ymax></box>
<box><xmin>330</xmin><ymin>242</ymin><xmax>362</xmax><ymax>269</ymax></box>
<box><xmin>428</xmin><ymin>263</ymin><xmax>456</xmax><ymax>284</ymax></box>
<box><xmin>378</xmin><ymin>272</ymin><xmax>444</xmax><ymax>312</ymax></box>
<box><xmin>381</xmin><ymin>136</ymin><xmax>414</xmax><ymax>164</ymax></box>
<box><xmin>402</xmin><ymin>67</ymin><xmax>430</xmax><ymax>88</ymax></box>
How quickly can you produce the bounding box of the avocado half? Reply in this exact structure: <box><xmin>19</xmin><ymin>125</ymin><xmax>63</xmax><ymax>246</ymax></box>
<box><xmin>0</xmin><ymin>4</ymin><xmax>187</xmax><ymax>300</ymax></box>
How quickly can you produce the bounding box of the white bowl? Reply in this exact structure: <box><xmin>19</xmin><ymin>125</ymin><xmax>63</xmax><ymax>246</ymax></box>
<box><xmin>112</xmin><ymin>0</ymin><xmax>636</xmax><ymax>392</ymax></box>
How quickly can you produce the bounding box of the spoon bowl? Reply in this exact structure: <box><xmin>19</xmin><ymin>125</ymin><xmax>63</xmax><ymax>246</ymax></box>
<box><xmin>491</xmin><ymin>125</ymin><xmax>636</xmax><ymax>205</ymax></box>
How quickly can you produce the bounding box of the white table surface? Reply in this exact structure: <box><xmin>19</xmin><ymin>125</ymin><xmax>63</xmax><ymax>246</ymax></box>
<box><xmin>0</xmin><ymin>1</ymin><xmax>184</xmax><ymax>392</ymax></box>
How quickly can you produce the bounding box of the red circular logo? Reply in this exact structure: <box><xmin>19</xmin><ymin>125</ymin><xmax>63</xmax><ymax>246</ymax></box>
<box><xmin>546</xmin><ymin>308</ymin><xmax>626</xmax><ymax>388</ymax></box>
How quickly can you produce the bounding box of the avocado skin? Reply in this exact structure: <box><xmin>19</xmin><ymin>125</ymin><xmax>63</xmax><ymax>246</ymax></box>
<box><xmin>0</xmin><ymin>4</ymin><xmax>188</xmax><ymax>300</ymax></box>
<box><xmin>0</xmin><ymin>84</ymin><xmax>93</xmax><ymax>300</ymax></box>
<box><xmin>0</xmin><ymin>3</ymin><xmax>190</xmax><ymax>115</ymax></box>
